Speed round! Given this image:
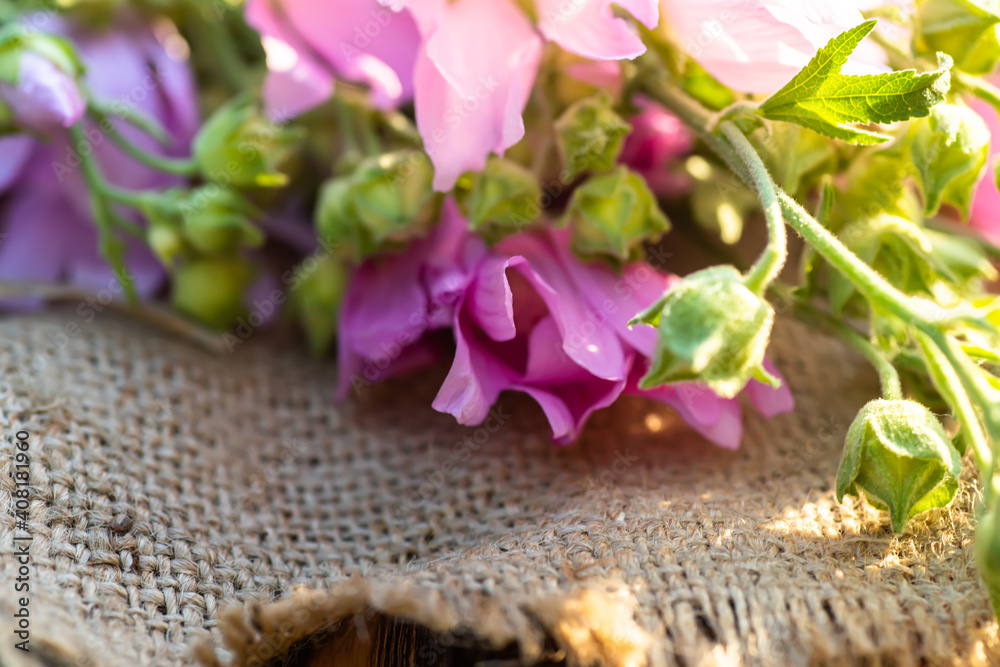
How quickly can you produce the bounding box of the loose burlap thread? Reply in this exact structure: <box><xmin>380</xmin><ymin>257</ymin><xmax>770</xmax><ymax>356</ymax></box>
<box><xmin>0</xmin><ymin>310</ymin><xmax>996</xmax><ymax>667</ymax></box>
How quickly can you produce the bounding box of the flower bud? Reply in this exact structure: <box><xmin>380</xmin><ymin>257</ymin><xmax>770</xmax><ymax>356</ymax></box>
<box><xmin>147</xmin><ymin>224</ymin><xmax>186</xmax><ymax>267</ymax></box>
<box><xmin>290</xmin><ymin>254</ymin><xmax>348</xmax><ymax>356</ymax></box>
<box><xmin>316</xmin><ymin>150</ymin><xmax>436</xmax><ymax>261</ymax></box>
<box><xmin>836</xmin><ymin>399</ymin><xmax>962</xmax><ymax>534</ymax></box>
<box><xmin>562</xmin><ymin>166</ymin><xmax>670</xmax><ymax>263</ymax></box>
<box><xmin>909</xmin><ymin>103</ymin><xmax>990</xmax><ymax>218</ymax></box>
<box><xmin>464</xmin><ymin>156</ymin><xmax>541</xmax><ymax>243</ymax></box>
<box><xmin>554</xmin><ymin>93</ymin><xmax>632</xmax><ymax>179</ymax></box>
<box><xmin>916</xmin><ymin>0</ymin><xmax>1000</xmax><ymax>75</ymax></box>
<box><xmin>171</xmin><ymin>256</ymin><xmax>255</xmax><ymax>329</ymax></box>
<box><xmin>193</xmin><ymin>99</ymin><xmax>300</xmax><ymax>188</ymax></box>
<box><xmin>0</xmin><ymin>31</ymin><xmax>85</xmax><ymax>133</ymax></box>
<box><xmin>178</xmin><ymin>186</ymin><xmax>264</xmax><ymax>255</ymax></box>
<box><xmin>630</xmin><ymin>265</ymin><xmax>776</xmax><ymax>398</ymax></box>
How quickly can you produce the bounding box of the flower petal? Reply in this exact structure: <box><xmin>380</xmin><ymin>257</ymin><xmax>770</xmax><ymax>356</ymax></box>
<box><xmin>745</xmin><ymin>358</ymin><xmax>795</xmax><ymax>417</ymax></box>
<box><xmin>537</xmin><ymin>0</ymin><xmax>657</xmax><ymax>61</ymax></box>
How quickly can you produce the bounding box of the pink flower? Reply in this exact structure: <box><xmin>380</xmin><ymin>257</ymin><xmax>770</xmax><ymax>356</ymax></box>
<box><xmin>339</xmin><ymin>200</ymin><xmax>794</xmax><ymax>447</ymax></box>
<box><xmin>659</xmin><ymin>0</ymin><xmax>887</xmax><ymax>94</ymax></box>
<box><xmin>395</xmin><ymin>0</ymin><xmax>658</xmax><ymax>190</ymax></box>
<box><xmin>245</xmin><ymin>0</ymin><xmax>421</xmax><ymax>119</ymax></box>
<box><xmin>619</xmin><ymin>100</ymin><xmax>693</xmax><ymax>196</ymax></box>
<box><xmin>0</xmin><ymin>15</ymin><xmax>198</xmax><ymax>306</ymax></box>
<box><xmin>971</xmin><ymin>96</ymin><xmax>1000</xmax><ymax>245</ymax></box>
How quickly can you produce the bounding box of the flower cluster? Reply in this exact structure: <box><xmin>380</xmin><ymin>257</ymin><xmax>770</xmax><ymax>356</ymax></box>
<box><xmin>3</xmin><ymin>0</ymin><xmax>1000</xmax><ymax>608</ymax></box>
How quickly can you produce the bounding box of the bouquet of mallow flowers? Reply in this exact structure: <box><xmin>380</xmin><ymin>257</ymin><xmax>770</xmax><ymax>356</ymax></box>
<box><xmin>3</xmin><ymin>0</ymin><xmax>1000</xmax><ymax>612</ymax></box>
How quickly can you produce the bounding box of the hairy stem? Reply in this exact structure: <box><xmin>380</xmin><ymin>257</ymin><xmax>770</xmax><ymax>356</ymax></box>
<box><xmin>718</xmin><ymin>121</ymin><xmax>787</xmax><ymax>294</ymax></box>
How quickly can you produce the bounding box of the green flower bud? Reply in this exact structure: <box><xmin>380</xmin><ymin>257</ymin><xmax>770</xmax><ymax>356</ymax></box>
<box><xmin>562</xmin><ymin>166</ymin><xmax>670</xmax><ymax>263</ymax></box>
<box><xmin>290</xmin><ymin>254</ymin><xmax>348</xmax><ymax>356</ymax></box>
<box><xmin>171</xmin><ymin>256</ymin><xmax>255</xmax><ymax>329</ymax></box>
<box><xmin>193</xmin><ymin>99</ymin><xmax>300</xmax><ymax>188</ymax></box>
<box><xmin>178</xmin><ymin>186</ymin><xmax>264</xmax><ymax>255</ymax></box>
<box><xmin>555</xmin><ymin>93</ymin><xmax>632</xmax><ymax>179</ymax></box>
<box><xmin>909</xmin><ymin>103</ymin><xmax>990</xmax><ymax>218</ymax></box>
<box><xmin>464</xmin><ymin>156</ymin><xmax>541</xmax><ymax>243</ymax></box>
<box><xmin>316</xmin><ymin>150</ymin><xmax>436</xmax><ymax>261</ymax></box>
<box><xmin>836</xmin><ymin>399</ymin><xmax>962</xmax><ymax>534</ymax></box>
<box><xmin>629</xmin><ymin>265</ymin><xmax>776</xmax><ymax>398</ymax></box>
<box><xmin>916</xmin><ymin>0</ymin><xmax>1000</xmax><ymax>75</ymax></box>
<box><xmin>147</xmin><ymin>224</ymin><xmax>186</xmax><ymax>267</ymax></box>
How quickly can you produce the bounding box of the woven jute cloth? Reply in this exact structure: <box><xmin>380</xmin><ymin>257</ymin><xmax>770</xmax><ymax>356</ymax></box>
<box><xmin>0</xmin><ymin>309</ymin><xmax>996</xmax><ymax>667</ymax></box>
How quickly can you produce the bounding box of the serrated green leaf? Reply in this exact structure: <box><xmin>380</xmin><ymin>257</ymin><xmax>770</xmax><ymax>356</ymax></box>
<box><xmin>759</xmin><ymin>21</ymin><xmax>952</xmax><ymax>143</ymax></box>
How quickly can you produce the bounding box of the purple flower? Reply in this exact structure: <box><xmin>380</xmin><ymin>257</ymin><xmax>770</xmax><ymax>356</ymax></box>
<box><xmin>0</xmin><ymin>50</ymin><xmax>86</xmax><ymax>133</ymax></box>
<box><xmin>0</xmin><ymin>15</ymin><xmax>198</xmax><ymax>305</ymax></box>
<box><xmin>339</xmin><ymin>199</ymin><xmax>794</xmax><ymax>447</ymax></box>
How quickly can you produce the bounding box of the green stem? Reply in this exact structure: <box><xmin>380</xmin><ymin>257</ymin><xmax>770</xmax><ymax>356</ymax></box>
<box><xmin>641</xmin><ymin>73</ymin><xmax>981</xmax><ymax>329</ymax></box>
<box><xmin>90</xmin><ymin>109</ymin><xmax>198</xmax><ymax>177</ymax></box>
<box><xmin>70</xmin><ymin>124</ymin><xmax>138</xmax><ymax>302</ymax></box>
<box><xmin>718</xmin><ymin>120</ymin><xmax>787</xmax><ymax>294</ymax></box>
<box><xmin>915</xmin><ymin>329</ymin><xmax>994</xmax><ymax>482</ymax></box>
<box><xmin>86</xmin><ymin>91</ymin><xmax>171</xmax><ymax>146</ymax></box>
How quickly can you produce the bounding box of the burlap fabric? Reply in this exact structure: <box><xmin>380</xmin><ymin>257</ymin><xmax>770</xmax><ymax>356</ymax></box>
<box><xmin>0</xmin><ymin>309</ymin><xmax>996</xmax><ymax>667</ymax></box>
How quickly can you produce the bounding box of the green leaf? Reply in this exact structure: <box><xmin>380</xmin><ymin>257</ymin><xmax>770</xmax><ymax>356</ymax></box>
<box><xmin>759</xmin><ymin>21</ymin><xmax>952</xmax><ymax>144</ymax></box>
<box><xmin>917</xmin><ymin>0</ymin><xmax>1000</xmax><ymax>74</ymax></box>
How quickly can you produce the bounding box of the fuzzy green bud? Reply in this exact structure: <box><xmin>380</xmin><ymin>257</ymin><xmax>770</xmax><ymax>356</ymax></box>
<box><xmin>562</xmin><ymin>166</ymin><xmax>670</xmax><ymax>263</ymax></box>
<box><xmin>836</xmin><ymin>399</ymin><xmax>962</xmax><ymax>534</ymax></box>
<box><xmin>171</xmin><ymin>256</ymin><xmax>255</xmax><ymax>329</ymax></box>
<box><xmin>147</xmin><ymin>224</ymin><xmax>186</xmax><ymax>267</ymax></box>
<box><xmin>193</xmin><ymin>99</ymin><xmax>300</xmax><ymax>188</ymax></box>
<box><xmin>555</xmin><ymin>94</ymin><xmax>632</xmax><ymax>179</ymax></box>
<box><xmin>316</xmin><ymin>150</ymin><xmax>436</xmax><ymax>260</ymax></box>
<box><xmin>178</xmin><ymin>186</ymin><xmax>264</xmax><ymax>255</ymax></box>
<box><xmin>465</xmin><ymin>156</ymin><xmax>541</xmax><ymax>243</ymax></box>
<box><xmin>909</xmin><ymin>103</ymin><xmax>990</xmax><ymax>218</ymax></box>
<box><xmin>976</xmin><ymin>509</ymin><xmax>1000</xmax><ymax>613</ymax></box>
<box><xmin>629</xmin><ymin>265</ymin><xmax>776</xmax><ymax>398</ymax></box>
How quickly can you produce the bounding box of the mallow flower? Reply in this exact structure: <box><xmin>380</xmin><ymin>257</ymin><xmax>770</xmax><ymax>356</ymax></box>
<box><xmin>659</xmin><ymin>0</ymin><xmax>888</xmax><ymax>94</ymax></box>
<box><xmin>339</xmin><ymin>199</ymin><xmax>794</xmax><ymax>448</ymax></box>
<box><xmin>0</xmin><ymin>14</ymin><xmax>198</xmax><ymax>304</ymax></box>
<box><xmin>392</xmin><ymin>0</ymin><xmax>659</xmax><ymax>190</ymax></box>
<box><xmin>245</xmin><ymin>0</ymin><xmax>421</xmax><ymax>119</ymax></box>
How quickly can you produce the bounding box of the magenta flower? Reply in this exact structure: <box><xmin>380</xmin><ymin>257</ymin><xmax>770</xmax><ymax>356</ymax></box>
<box><xmin>0</xmin><ymin>50</ymin><xmax>86</xmax><ymax>133</ymax></box>
<box><xmin>245</xmin><ymin>0</ymin><xmax>421</xmax><ymax>119</ymax></box>
<box><xmin>659</xmin><ymin>0</ymin><xmax>887</xmax><ymax>94</ymax></box>
<box><xmin>619</xmin><ymin>100</ymin><xmax>693</xmax><ymax>196</ymax></box>
<box><xmin>0</xmin><ymin>15</ymin><xmax>198</xmax><ymax>304</ymax></box>
<box><xmin>339</xmin><ymin>200</ymin><xmax>794</xmax><ymax>448</ymax></box>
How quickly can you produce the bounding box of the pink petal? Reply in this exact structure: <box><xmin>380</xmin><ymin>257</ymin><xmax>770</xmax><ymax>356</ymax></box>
<box><xmin>660</xmin><ymin>0</ymin><xmax>887</xmax><ymax>94</ymax></box>
<box><xmin>409</xmin><ymin>0</ymin><xmax>542</xmax><ymax>190</ymax></box>
<box><xmin>971</xmin><ymin>94</ymin><xmax>1000</xmax><ymax>244</ymax></box>
<box><xmin>281</xmin><ymin>0</ymin><xmax>420</xmax><ymax>109</ymax></box>
<box><xmin>0</xmin><ymin>51</ymin><xmax>85</xmax><ymax>132</ymax></box>
<box><xmin>498</xmin><ymin>233</ymin><xmax>628</xmax><ymax>380</ymax></box>
<box><xmin>246</xmin><ymin>0</ymin><xmax>336</xmax><ymax>119</ymax></box>
<box><xmin>537</xmin><ymin>0</ymin><xmax>657</xmax><ymax>61</ymax></box>
<box><xmin>433</xmin><ymin>304</ymin><xmax>518</xmax><ymax>424</ymax></box>
<box><xmin>745</xmin><ymin>358</ymin><xmax>795</xmax><ymax>417</ymax></box>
